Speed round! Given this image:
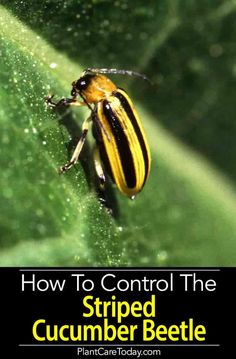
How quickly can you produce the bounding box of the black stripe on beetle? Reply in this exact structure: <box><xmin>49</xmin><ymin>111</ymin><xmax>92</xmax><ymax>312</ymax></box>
<box><xmin>102</xmin><ymin>100</ymin><xmax>137</xmax><ymax>189</ymax></box>
<box><xmin>114</xmin><ymin>90</ymin><xmax>150</xmax><ymax>185</ymax></box>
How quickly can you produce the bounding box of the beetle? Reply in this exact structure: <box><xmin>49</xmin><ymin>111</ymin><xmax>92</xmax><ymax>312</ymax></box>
<box><xmin>45</xmin><ymin>68</ymin><xmax>151</xmax><ymax>199</ymax></box>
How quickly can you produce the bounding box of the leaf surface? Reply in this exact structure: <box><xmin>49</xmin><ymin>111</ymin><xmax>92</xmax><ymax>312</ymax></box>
<box><xmin>0</xmin><ymin>5</ymin><xmax>236</xmax><ymax>266</ymax></box>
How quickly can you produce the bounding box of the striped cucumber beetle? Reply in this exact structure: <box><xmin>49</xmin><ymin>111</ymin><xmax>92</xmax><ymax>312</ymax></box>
<box><xmin>45</xmin><ymin>68</ymin><xmax>151</xmax><ymax>199</ymax></box>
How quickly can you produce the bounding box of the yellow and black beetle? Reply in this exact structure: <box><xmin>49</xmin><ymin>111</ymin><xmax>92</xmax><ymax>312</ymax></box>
<box><xmin>46</xmin><ymin>68</ymin><xmax>151</xmax><ymax>199</ymax></box>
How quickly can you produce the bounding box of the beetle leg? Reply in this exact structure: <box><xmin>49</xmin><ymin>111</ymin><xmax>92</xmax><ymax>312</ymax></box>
<box><xmin>59</xmin><ymin>116</ymin><xmax>91</xmax><ymax>174</ymax></box>
<box><xmin>93</xmin><ymin>146</ymin><xmax>106</xmax><ymax>189</ymax></box>
<box><xmin>93</xmin><ymin>146</ymin><xmax>116</xmax><ymax>216</ymax></box>
<box><xmin>45</xmin><ymin>95</ymin><xmax>86</xmax><ymax>108</ymax></box>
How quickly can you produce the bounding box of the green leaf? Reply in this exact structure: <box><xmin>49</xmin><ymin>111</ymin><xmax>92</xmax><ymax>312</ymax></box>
<box><xmin>3</xmin><ymin>0</ymin><xmax>236</xmax><ymax>181</ymax></box>
<box><xmin>0</xmin><ymin>6</ymin><xmax>119</xmax><ymax>266</ymax></box>
<box><xmin>0</xmin><ymin>5</ymin><xmax>236</xmax><ymax>266</ymax></box>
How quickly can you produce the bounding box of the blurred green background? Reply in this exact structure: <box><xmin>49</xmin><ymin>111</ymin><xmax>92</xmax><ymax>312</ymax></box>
<box><xmin>0</xmin><ymin>0</ymin><xmax>236</xmax><ymax>266</ymax></box>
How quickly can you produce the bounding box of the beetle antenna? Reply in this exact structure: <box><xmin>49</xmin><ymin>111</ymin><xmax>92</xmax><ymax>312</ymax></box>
<box><xmin>84</xmin><ymin>68</ymin><xmax>151</xmax><ymax>83</ymax></box>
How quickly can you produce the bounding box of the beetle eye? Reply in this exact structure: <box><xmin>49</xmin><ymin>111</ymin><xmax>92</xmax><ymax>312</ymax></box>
<box><xmin>75</xmin><ymin>79</ymin><xmax>87</xmax><ymax>91</ymax></box>
<box><xmin>75</xmin><ymin>74</ymin><xmax>94</xmax><ymax>92</ymax></box>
